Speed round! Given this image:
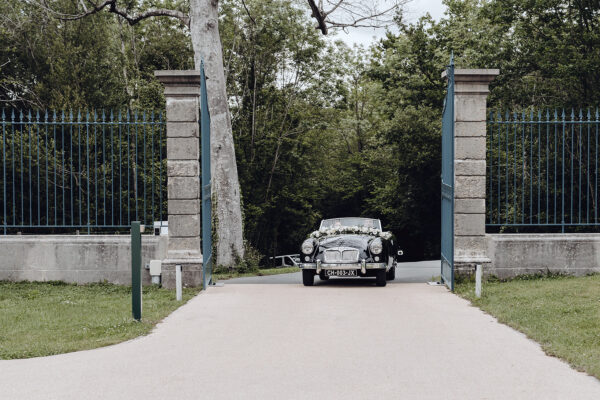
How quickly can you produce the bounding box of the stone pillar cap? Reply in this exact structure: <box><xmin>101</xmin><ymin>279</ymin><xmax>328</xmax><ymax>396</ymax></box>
<box><xmin>155</xmin><ymin>70</ymin><xmax>201</xmax><ymax>97</ymax></box>
<box><xmin>442</xmin><ymin>68</ymin><xmax>500</xmax><ymax>82</ymax></box>
<box><xmin>155</xmin><ymin>70</ymin><xmax>201</xmax><ymax>85</ymax></box>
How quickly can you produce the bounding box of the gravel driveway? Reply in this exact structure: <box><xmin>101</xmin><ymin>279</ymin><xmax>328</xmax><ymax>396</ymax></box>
<box><xmin>1</xmin><ymin>262</ymin><xmax>599</xmax><ymax>399</ymax></box>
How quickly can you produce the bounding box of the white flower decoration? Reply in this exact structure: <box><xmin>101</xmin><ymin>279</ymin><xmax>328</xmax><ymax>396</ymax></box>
<box><xmin>309</xmin><ymin>225</ymin><xmax>394</xmax><ymax>241</ymax></box>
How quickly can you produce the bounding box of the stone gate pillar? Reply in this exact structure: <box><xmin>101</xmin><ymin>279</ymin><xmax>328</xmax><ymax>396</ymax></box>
<box><xmin>155</xmin><ymin>70</ymin><xmax>202</xmax><ymax>288</ymax></box>
<box><xmin>450</xmin><ymin>69</ymin><xmax>499</xmax><ymax>273</ymax></box>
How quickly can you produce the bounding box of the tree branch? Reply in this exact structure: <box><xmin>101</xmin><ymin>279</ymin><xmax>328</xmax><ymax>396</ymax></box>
<box><xmin>324</xmin><ymin>0</ymin><xmax>344</xmax><ymax>16</ymax></box>
<box><xmin>306</xmin><ymin>0</ymin><xmax>408</xmax><ymax>35</ymax></box>
<box><xmin>306</xmin><ymin>0</ymin><xmax>328</xmax><ymax>34</ymax></box>
<box><xmin>241</xmin><ymin>0</ymin><xmax>256</xmax><ymax>25</ymax></box>
<box><xmin>31</xmin><ymin>0</ymin><xmax>189</xmax><ymax>27</ymax></box>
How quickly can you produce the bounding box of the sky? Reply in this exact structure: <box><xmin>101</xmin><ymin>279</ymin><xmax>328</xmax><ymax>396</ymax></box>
<box><xmin>332</xmin><ymin>0</ymin><xmax>446</xmax><ymax>48</ymax></box>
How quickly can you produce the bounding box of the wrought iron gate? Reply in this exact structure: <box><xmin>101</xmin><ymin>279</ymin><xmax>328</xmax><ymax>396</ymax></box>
<box><xmin>441</xmin><ymin>56</ymin><xmax>455</xmax><ymax>291</ymax></box>
<box><xmin>200</xmin><ymin>62</ymin><xmax>213</xmax><ymax>289</ymax></box>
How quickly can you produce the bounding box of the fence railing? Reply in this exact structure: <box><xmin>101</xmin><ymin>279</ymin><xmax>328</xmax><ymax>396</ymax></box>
<box><xmin>487</xmin><ymin>109</ymin><xmax>600</xmax><ymax>232</ymax></box>
<box><xmin>0</xmin><ymin>109</ymin><xmax>167</xmax><ymax>234</ymax></box>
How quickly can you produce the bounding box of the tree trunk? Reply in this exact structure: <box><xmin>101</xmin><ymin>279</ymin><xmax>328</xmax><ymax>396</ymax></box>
<box><xmin>189</xmin><ymin>0</ymin><xmax>244</xmax><ymax>267</ymax></box>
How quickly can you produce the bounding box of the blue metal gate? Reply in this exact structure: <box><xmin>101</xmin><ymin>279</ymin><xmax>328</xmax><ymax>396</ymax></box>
<box><xmin>441</xmin><ymin>56</ymin><xmax>455</xmax><ymax>291</ymax></box>
<box><xmin>200</xmin><ymin>62</ymin><xmax>213</xmax><ymax>289</ymax></box>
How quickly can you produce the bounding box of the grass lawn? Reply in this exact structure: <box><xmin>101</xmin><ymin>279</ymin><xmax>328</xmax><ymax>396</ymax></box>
<box><xmin>213</xmin><ymin>266</ymin><xmax>299</xmax><ymax>281</ymax></box>
<box><xmin>456</xmin><ymin>274</ymin><xmax>600</xmax><ymax>379</ymax></box>
<box><xmin>0</xmin><ymin>281</ymin><xmax>200</xmax><ymax>359</ymax></box>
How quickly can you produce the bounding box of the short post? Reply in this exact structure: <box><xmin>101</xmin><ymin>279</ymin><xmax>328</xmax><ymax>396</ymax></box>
<box><xmin>175</xmin><ymin>264</ymin><xmax>182</xmax><ymax>301</ymax></box>
<box><xmin>475</xmin><ymin>264</ymin><xmax>482</xmax><ymax>298</ymax></box>
<box><xmin>131</xmin><ymin>221</ymin><xmax>142</xmax><ymax>320</ymax></box>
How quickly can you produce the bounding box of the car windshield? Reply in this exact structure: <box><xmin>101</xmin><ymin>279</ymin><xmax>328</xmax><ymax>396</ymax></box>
<box><xmin>320</xmin><ymin>218</ymin><xmax>381</xmax><ymax>231</ymax></box>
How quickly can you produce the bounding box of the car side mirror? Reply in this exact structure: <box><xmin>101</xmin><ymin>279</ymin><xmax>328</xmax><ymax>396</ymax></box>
<box><xmin>397</xmin><ymin>250</ymin><xmax>403</xmax><ymax>256</ymax></box>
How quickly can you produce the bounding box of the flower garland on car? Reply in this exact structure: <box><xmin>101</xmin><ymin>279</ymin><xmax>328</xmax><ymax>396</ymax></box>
<box><xmin>309</xmin><ymin>226</ymin><xmax>393</xmax><ymax>240</ymax></box>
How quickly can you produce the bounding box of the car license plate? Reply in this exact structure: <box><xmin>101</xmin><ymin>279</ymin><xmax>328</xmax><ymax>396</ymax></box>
<box><xmin>325</xmin><ymin>269</ymin><xmax>357</xmax><ymax>277</ymax></box>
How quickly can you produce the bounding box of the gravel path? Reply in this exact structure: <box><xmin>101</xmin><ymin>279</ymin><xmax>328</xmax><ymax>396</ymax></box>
<box><xmin>1</xmin><ymin>264</ymin><xmax>599</xmax><ymax>399</ymax></box>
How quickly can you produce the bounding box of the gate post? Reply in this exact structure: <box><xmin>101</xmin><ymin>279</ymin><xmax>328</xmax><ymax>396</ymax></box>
<box><xmin>155</xmin><ymin>70</ymin><xmax>203</xmax><ymax>288</ymax></box>
<box><xmin>445</xmin><ymin>69</ymin><xmax>499</xmax><ymax>274</ymax></box>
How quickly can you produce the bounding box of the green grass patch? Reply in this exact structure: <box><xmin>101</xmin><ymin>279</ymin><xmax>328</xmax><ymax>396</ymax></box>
<box><xmin>456</xmin><ymin>274</ymin><xmax>600</xmax><ymax>379</ymax></box>
<box><xmin>0</xmin><ymin>281</ymin><xmax>200</xmax><ymax>359</ymax></box>
<box><xmin>214</xmin><ymin>267</ymin><xmax>299</xmax><ymax>281</ymax></box>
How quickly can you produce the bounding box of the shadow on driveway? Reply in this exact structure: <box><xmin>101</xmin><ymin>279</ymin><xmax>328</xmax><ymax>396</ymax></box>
<box><xmin>224</xmin><ymin>260</ymin><xmax>440</xmax><ymax>285</ymax></box>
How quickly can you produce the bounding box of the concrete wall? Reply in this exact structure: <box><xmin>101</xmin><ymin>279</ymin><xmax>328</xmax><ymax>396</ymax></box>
<box><xmin>486</xmin><ymin>234</ymin><xmax>600</xmax><ymax>278</ymax></box>
<box><xmin>0</xmin><ymin>235</ymin><xmax>167</xmax><ymax>285</ymax></box>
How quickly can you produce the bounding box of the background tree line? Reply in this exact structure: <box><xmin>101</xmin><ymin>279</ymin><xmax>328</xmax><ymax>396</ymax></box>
<box><xmin>2</xmin><ymin>0</ymin><xmax>600</xmax><ymax>261</ymax></box>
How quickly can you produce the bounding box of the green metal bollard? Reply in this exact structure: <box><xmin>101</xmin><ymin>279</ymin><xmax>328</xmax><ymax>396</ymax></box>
<box><xmin>131</xmin><ymin>221</ymin><xmax>142</xmax><ymax>321</ymax></box>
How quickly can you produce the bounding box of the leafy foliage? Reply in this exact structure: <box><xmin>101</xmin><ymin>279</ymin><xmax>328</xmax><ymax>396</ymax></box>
<box><xmin>2</xmin><ymin>0</ymin><xmax>600</xmax><ymax>261</ymax></box>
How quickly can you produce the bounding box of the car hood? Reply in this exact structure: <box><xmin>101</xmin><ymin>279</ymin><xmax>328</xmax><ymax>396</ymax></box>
<box><xmin>317</xmin><ymin>234</ymin><xmax>374</xmax><ymax>249</ymax></box>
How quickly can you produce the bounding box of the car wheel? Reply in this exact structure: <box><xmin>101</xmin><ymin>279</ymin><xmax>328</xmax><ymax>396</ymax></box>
<box><xmin>375</xmin><ymin>269</ymin><xmax>387</xmax><ymax>287</ymax></box>
<box><xmin>319</xmin><ymin>272</ymin><xmax>330</xmax><ymax>281</ymax></box>
<box><xmin>302</xmin><ymin>270</ymin><xmax>315</xmax><ymax>286</ymax></box>
<box><xmin>386</xmin><ymin>266</ymin><xmax>396</xmax><ymax>281</ymax></box>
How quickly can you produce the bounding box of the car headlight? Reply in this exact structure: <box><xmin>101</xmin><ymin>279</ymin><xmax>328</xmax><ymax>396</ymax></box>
<box><xmin>301</xmin><ymin>239</ymin><xmax>315</xmax><ymax>255</ymax></box>
<box><xmin>369</xmin><ymin>238</ymin><xmax>383</xmax><ymax>255</ymax></box>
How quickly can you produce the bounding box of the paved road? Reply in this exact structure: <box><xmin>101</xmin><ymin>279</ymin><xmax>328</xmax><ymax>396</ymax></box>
<box><xmin>226</xmin><ymin>260</ymin><xmax>440</xmax><ymax>284</ymax></box>
<box><xmin>2</xmin><ymin>266</ymin><xmax>599</xmax><ymax>399</ymax></box>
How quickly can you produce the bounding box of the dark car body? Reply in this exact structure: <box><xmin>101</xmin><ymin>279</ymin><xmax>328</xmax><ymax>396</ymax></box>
<box><xmin>299</xmin><ymin>218</ymin><xmax>402</xmax><ymax>286</ymax></box>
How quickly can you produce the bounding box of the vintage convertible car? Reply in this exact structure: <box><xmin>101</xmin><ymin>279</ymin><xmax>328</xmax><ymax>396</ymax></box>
<box><xmin>299</xmin><ymin>217</ymin><xmax>402</xmax><ymax>287</ymax></box>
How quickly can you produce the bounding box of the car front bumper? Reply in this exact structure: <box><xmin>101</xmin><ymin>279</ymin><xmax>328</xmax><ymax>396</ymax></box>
<box><xmin>300</xmin><ymin>260</ymin><xmax>387</xmax><ymax>274</ymax></box>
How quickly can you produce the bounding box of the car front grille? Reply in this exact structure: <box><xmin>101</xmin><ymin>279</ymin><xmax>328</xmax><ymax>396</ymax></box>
<box><xmin>324</xmin><ymin>248</ymin><xmax>359</xmax><ymax>263</ymax></box>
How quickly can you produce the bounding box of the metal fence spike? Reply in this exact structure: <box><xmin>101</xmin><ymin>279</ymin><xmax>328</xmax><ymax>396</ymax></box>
<box><xmin>1</xmin><ymin>107</ymin><xmax>167</xmax><ymax>232</ymax></box>
<box><xmin>487</xmin><ymin>104</ymin><xmax>599</xmax><ymax>233</ymax></box>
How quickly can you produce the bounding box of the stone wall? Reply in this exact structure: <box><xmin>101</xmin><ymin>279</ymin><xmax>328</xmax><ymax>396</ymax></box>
<box><xmin>486</xmin><ymin>234</ymin><xmax>600</xmax><ymax>278</ymax></box>
<box><xmin>0</xmin><ymin>71</ymin><xmax>205</xmax><ymax>289</ymax></box>
<box><xmin>0</xmin><ymin>235</ymin><xmax>167</xmax><ymax>285</ymax></box>
<box><xmin>446</xmin><ymin>68</ymin><xmax>600</xmax><ymax>279</ymax></box>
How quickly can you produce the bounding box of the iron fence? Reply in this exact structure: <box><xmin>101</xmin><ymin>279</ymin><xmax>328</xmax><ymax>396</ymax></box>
<box><xmin>0</xmin><ymin>109</ymin><xmax>167</xmax><ymax>233</ymax></box>
<box><xmin>487</xmin><ymin>109</ymin><xmax>600</xmax><ymax>232</ymax></box>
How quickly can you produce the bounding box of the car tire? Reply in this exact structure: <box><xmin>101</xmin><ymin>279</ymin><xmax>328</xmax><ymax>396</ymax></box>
<box><xmin>302</xmin><ymin>270</ymin><xmax>315</xmax><ymax>286</ymax></box>
<box><xmin>386</xmin><ymin>266</ymin><xmax>396</xmax><ymax>281</ymax></box>
<box><xmin>319</xmin><ymin>272</ymin><xmax>330</xmax><ymax>281</ymax></box>
<box><xmin>375</xmin><ymin>269</ymin><xmax>387</xmax><ymax>287</ymax></box>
